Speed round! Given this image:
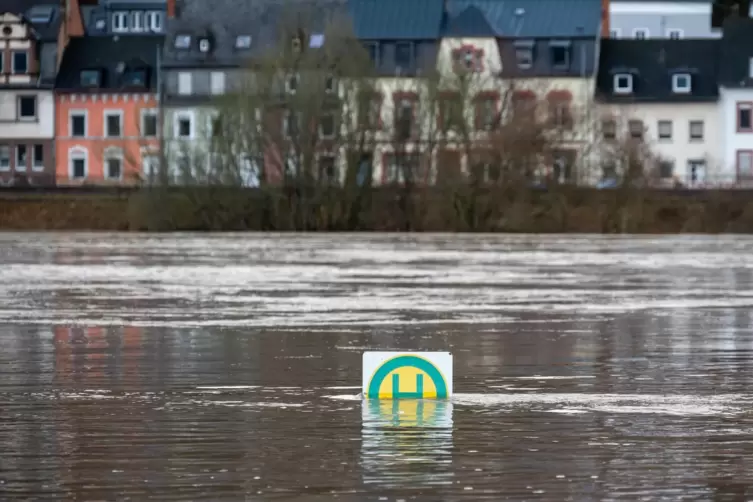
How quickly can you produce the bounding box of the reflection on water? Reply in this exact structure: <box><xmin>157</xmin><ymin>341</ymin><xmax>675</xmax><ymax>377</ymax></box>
<box><xmin>361</xmin><ymin>400</ymin><xmax>453</xmax><ymax>487</ymax></box>
<box><xmin>3</xmin><ymin>234</ymin><xmax>753</xmax><ymax>499</ymax></box>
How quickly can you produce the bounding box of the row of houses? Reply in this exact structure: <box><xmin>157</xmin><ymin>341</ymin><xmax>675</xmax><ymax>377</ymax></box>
<box><xmin>2</xmin><ymin>0</ymin><xmax>753</xmax><ymax>188</ymax></box>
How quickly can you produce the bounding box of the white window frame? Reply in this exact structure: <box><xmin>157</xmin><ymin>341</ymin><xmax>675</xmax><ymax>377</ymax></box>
<box><xmin>11</xmin><ymin>50</ymin><xmax>28</xmax><ymax>73</ymax></box>
<box><xmin>613</xmin><ymin>73</ymin><xmax>633</xmax><ymax>94</ymax></box>
<box><xmin>112</xmin><ymin>11</ymin><xmax>128</xmax><ymax>32</ymax></box>
<box><xmin>69</xmin><ymin>109</ymin><xmax>88</xmax><ymax>137</ymax></box>
<box><xmin>146</xmin><ymin>11</ymin><xmax>163</xmax><ymax>32</ymax></box>
<box><xmin>103</xmin><ymin>147</ymin><xmax>124</xmax><ymax>181</ymax></box>
<box><xmin>177</xmin><ymin>72</ymin><xmax>192</xmax><ymax>95</ymax></box>
<box><xmin>199</xmin><ymin>38</ymin><xmax>211</xmax><ymax>53</ymax></box>
<box><xmin>32</xmin><ymin>144</ymin><xmax>44</xmax><ymax>171</ymax></box>
<box><xmin>141</xmin><ymin>151</ymin><xmax>160</xmax><ymax>183</ymax></box>
<box><xmin>140</xmin><ymin>108</ymin><xmax>158</xmax><ymax>137</ymax></box>
<box><xmin>657</xmin><ymin>120</ymin><xmax>672</xmax><ymax>140</ymax></box>
<box><xmin>174</xmin><ymin>34</ymin><xmax>191</xmax><ymax>49</ymax></box>
<box><xmin>15</xmin><ymin>145</ymin><xmax>27</xmax><ymax>171</ymax></box>
<box><xmin>0</xmin><ymin>145</ymin><xmax>9</xmax><ymax>171</ymax></box>
<box><xmin>672</xmin><ymin>73</ymin><xmax>691</xmax><ymax>94</ymax></box>
<box><xmin>174</xmin><ymin>111</ymin><xmax>195</xmax><ymax>139</ymax></box>
<box><xmin>632</xmin><ymin>28</ymin><xmax>649</xmax><ymax>39</ymax></box>
<box><xmin>131</xmin><ymin>11</ymin><xmax>144</xmax><ymax>32</ymax></box>
<box><xmin>515</xmin><ymin>47</ymin><xmax>533</xmax><ymax>69</ymax></box>
<box><xmin>68</xmin><ymin>146</ymin><xmax>88</xmax><ymax>180</ymax></box>
<box><xmin>104</xmin><ymin>110</ymin><xmax>123</xmax><ymax>138</ymax></box>
<box><xmin>667</xmin><ymin>29</ymin><xmax>683</xmax><ymax>39</ymax></box>
<box><xmin>210</xmin><ymin>71</ymin><xmax>225</xmax><ymax>95</ymax></box>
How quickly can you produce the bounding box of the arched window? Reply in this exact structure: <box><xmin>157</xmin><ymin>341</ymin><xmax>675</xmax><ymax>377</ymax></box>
<box><xmin>68</xmin><ymin>146</ymin><xmax>88</xmax><ymax>180</ymax></box>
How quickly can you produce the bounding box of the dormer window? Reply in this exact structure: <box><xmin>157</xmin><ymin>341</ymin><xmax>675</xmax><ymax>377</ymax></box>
<box><xmin>131</xmin><ymin>11</ymin><xmax>144</xmax><ymax>32</ymax></box>
<box><xmin>364</xmin><ymin>42</ymin><xmax>379</xmax><ymax>64</ymax></box>
<box><xmin>514</xmin><ymin>40</ymin><xmax>534</xmax><ymax>69</ymax></box>
<box><xmin>95</xmin><ymin>19</ymin><xmax>105</xmax><ymax>30</ymax></box>
<box><xmin>112</xmin><ymin>12</ymin><xmax>128</xmax><ymax>32</ymax></box>
<box><xmin>395</xmin><ymin>42</ymin><xmax>413</xmax><ymax>69</ymax></box>
<box><xmin>146</xmin><ymin>11</ymin><xmax>163</xmax><ymax>32</ymax></box>
<box><xmin>174</xmin><ymin>34</ymin><xmax>191</xmax><ymax>49</ymax></box>
<box><xmin>123</xmin><ymin>69</ymin><xmax>147</xmax><ymax>88</ymax></box>
<box><xmin>613</xmin><ymin>73</ymin><xmax>633</xmax><ymax>94</ymax></box>
<box><xmin>309</xmin><ymin>33</ymin><xmax>324</xmax><ymax>49</ymax></box>
<box><xmin>80</xmin><ymin>69</ymin><xmax>101</xmax><ymax>87</ymax></box>
<box><xmin>198</xmin><ymin>38</ymin><xmax>211</xmax><ymax>53</ymax></box>
<box><xmin>672</xmin><ymin>73</ymin><xmax>691</xmax><ymax>94</ymax></box>
<box><xmin>549</xmin><ymin>41</ymin><xmax>571</xmax><ymax>70</ymax></box>
<box><xmin>235</xmin><ymin>35</ymin><xmax>252</xmax><ymax>49</ymax></box>
<box><xmin>286</xmin><ymin>73</ymin><xmax>299</xmax><ymax>94</ymax></box>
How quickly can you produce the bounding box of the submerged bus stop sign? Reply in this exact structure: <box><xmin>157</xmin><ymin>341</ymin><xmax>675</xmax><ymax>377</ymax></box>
<box><xmin>362</xmin><ymin>352</ymin><xmax>453</xmax><ymax>399</ymax></box>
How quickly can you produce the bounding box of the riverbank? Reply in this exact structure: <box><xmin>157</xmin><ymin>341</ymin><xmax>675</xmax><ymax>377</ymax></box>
<box><xmin>1</xmin><ymin>187</ymin><xmax>753</xmax><ymax>232</ymax></box>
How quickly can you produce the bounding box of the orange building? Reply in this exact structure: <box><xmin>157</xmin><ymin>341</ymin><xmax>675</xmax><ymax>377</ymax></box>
<box><xmin>54</xmin><ymin>35</ymin><xmax>162</xmax><ymax>184</ymax></box>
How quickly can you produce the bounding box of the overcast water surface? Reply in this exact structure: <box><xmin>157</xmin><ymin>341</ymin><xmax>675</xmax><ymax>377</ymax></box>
<box><xmin>2</xmin><ymin>233</ymin><xmax>753</xmax><ymax>500</ymax></box>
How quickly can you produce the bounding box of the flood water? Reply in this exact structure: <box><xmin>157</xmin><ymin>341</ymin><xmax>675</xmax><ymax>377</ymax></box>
<box><xmin>2</xmin><ymin>233</ymin><xmax>753</xmax><ymax>500</ymax></box>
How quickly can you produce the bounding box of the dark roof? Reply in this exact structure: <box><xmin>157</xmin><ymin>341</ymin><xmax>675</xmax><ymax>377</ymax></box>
<box><xmin>2</xmin><ymin>1</ymin><xmax>62</xmax><ymax>41</ymax></box>
<box><xmin>162</xmin><ymin>0</ymin><xmax>345</xmax><ymax>67</ymax></box>
<box><xmin>348</xmin><ymin>0</ymin><xmax>443</xmax><ymax>40</ymax></box>
<box><xmin>718</xmin><ymin>17</ymin><xmax>753</xmax><ymax>87</ymax></box>
<box><xmin>443</xmin><ymin>5</ymin><xmax>496</xmax><ymax>37</ymax></box>
<box><xmin>446</xmin><ymin>0</ymin><xmax>602</xmax><ymax>38</ymax></box>
<box><xmin>596</xmin><ymin>39</ymin><xmax>720</xmax><ymax>103</ymax></box>
<box><xmin>55</xmin><ymin>35</ymin><xmax>162</xmax><ymax>91</ymax></box>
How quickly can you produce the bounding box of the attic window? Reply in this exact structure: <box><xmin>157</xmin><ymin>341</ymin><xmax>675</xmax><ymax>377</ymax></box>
<box><xmin>672</xmin><ymin>73</ymin><xmax>691</xmax><ymax>94</ymax></box>
<box><xmin>549</xmin><ymin>40</ymin><xmax>571</xmax><ymax>70</ymax></box>
<box><xmin>309</xmin><ymin>33</ymin><xmax>324</xmax><ymax>49</ymax></box>
<box><xmin>514</xmin><ymin>40</ymin><xmax>534</xmax><ymax>69</ymax></box>
<box><xmin>235</xmin><ymin>35</ymin><xmax>252</xmax><ymax>49</ymax></box>
<box><xmin>613</xmin><ymin>73</ymin><xmax>633</xmax><ymax>94</ymax></box>
<box><xmin>198</xmin><ymin>38</ymin><xmax>211</xmax><ymax>53</ymax></box>
<box><xmin>174</xmin><ymin>34</ymin><xmax>191</xmax><ymax>49</ymax></box>
<box><xmin>80</xmin><ymin>69</ymin><xmax>101</xmax><ymax>87</ymax></box>
<box><xmin>123</xmin><ymin>69</ymin><xmax>147</xmax><ymax>87</ymax></box>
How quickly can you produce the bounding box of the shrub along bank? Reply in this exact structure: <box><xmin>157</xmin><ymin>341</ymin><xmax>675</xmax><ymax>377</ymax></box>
<box><xmin>1</xmin><ymin>187</ymin><xmax>753</xmax><ymax>233</ymax></box>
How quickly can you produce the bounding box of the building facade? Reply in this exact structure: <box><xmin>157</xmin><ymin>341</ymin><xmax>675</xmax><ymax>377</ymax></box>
<box><xmin>608</xmin><ymin>0</ymin><xmax>720</xmax><ymax>39</ymax></box>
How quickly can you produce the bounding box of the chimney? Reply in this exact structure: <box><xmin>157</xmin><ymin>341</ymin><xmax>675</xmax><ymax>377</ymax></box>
<box><xmin>56</xmin><ymin>0</ymin><xmax>85</xmax><ymax>70</ymax></box>
<box><xmin>601</xmin><ymin>0</ymin><xmax>610</xmax><ymax>36</ymax></box>
<box><xmin>167</xmin><ymin>0</ymin><xmax>176</xmax><ymax>18</ymax></box>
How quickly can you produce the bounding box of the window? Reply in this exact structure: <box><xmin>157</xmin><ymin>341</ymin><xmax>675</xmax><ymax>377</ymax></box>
<box><xmin>689</xmin><ymin>120</ymin><xmax>704</xmax><ymax>141</ymax></box>
<box><xmin>614</xmin><ymin>73</ymin><xmax>633</xmax><ymax>94</ymax></box>
<box><xmin>146</xmin><ymin>11</ymin><xmax>163</xmax><ymax>32</ymax></box>
<box><xmin>738</xmin><ymin>151</ymin><xmax>753</xmax><ymax>181</ymax></box>
<box><xmin>123</xmin><ymin>69</ymin><xmax>147</xmax><ymax>88</ymax></box>
<box><xmin>395</xmin><ymin>42</ymin><xmax>413</xmax><ymax>68</ymax></box>
<box><xmin>141</xmin><ymin>109</ymin><xmax>157</xmax><ymax>137</ymax></box>
<box><xmin>657</xmin><ymin>120</ymin><xmax>672</xmax><ymax>140</ymax></box>
<box><xmin>365</xmin><ymin>42</ymin><xmax>379</xmax><ymax>64</ymax></box>
<box><xmin>476</xmin><ymin>96</ymin><xmax>497</xmax><ymax>130</ymax></box>
<box><xmin>602</xmin><ymin>118</ymin><xmax>616</xmax><ymax>139</ymax></box>
<box><xmin>629</xmin><ymin>119</ymin><xmax>644</xmax><ymax>139</ymax></box>
<box><xmin>80</xmin><ymin>69</ymin><xmax>101</xmax><ymax>87</ymax></box>
<box><xmin>284</xmin><ymin>111</ymin><xmax>299</xmax><ymax>138</ymax></box>
<box><xmin>69</xmin><ymin>111</ymin><xmax>86</xmax><ymax>137</ymax></box>
<box><xmin>198</xmin><ymin>38</ymin><xmax>211</xmax><ymax>53</ymax></box>
<box><xmin>610</xmin><ymin>29</ymin><xmax>620</xmax><ymax>38</ymax></box>
<box><xmin>131</xmin><ymin>11</ymin><xmax>144</xmax><ymax>32</ymax></box>
<box><xmin>324</xmin><ymin>75</ymin><xmax>336</xmax><ymax>94</ymax></box>
<box><xmin>672</xmin><ymin>73</ymin><xmax>691</xmax><ymax>93</ymax></box>
<box><xmin>286</xmin><ymin>73</ymin><xmax>299</xmax><ymax>94</ymax></box>
<box><xmin>112</xmin><ymin>11</ymin><xmax>128</xmax><ymax>32</ymax></box>
<box><xmin>548</xmin><ymin>96</ymin><xmax>572</xmax><ymax>129</ymax></box>
<box><xmin>175</xmin><ymin>113</ymin><xmax>193</xmax><ymax>138</ymax></box>
<box><xmin>15</xmin><ymin>145</ymin><xmax>27</xmax><ymax>171</ymax></box>
<box><xmin>0</xmin><ymin>146</ymin><xmax>8</xmax><ymax>171</ymax></box>
<box><xmin>550</xmin><ymin>42</ymin><xmax>570</xmax><ymax>69</ymax></box>
<box><xmin>32</xmin><ymin>144</ymin><xmax>43</xmax><ymax>171</ymax></box>
<box><xmin>318</xmin><ymin>155</ymin><xmax>337</xmax><ymax>184</ymax></box>
<box><xmin>309</xmin><ymin>33</ymin><xmax>324</xmax><ymax>49</ymax></box>
<box><xmin>177</xmin><ymin>72</ymin><xmax>192</xmax><ymax>95</ymax></box>
<box><xmin>69</xmin><ymin>148</ymin><xmax>87</xmax><ymax>179</ymax></box>
<box><xmin>0</xmin><ymin>53</ymin><xmax>4</xmax><ymax>73</ymax></box>
<box><xmin>104</xmin><ymin>149</ymin><xmax>123</xmax><ymax>180</ymax></box>
<box><xmin>687</xmin><ymin>159</ymin><xmax>705</xmax><ymax>184</ymax></box>
<box><xmin>12</xmin><ymin>51</ymin><xmax>28</xmax><ymax>73</ymax></box>
<box><xmin>394</xmin><ymin>98</ymin><xmax>415</xmax><ymax>139</ymax></box>
<box><xmin>17</xmin><ymin>96</ymin><xmax>36</xmax><ymax>120</ymax></box>
<box><xmin>738</xmin><ymin>102</ymin><xmax>752</xmax><ymax>131</ymax></box>
<box><xmin>174</xmin><ymin>34</ymin><xmax>191</xmax><ymax>49</ymax></box>
<box><xmin>658</xmin><ymin>160</ymin><xmax>674</xmax><ymax>179</ymax></box>
<box><xmin>105</xmin><ymin>112</ymin><xmax>122</xmax><ymax>137</ymax></box>
<box><xmin>235</xmin><ymin>35</ymin><xmax>252</xmax><ymax>49</ymax></box>
<box><xmin>142</xmin><ymin>153</ymin><xmax>160</xmax><ymax>182</ymax></box>
<box><xmin>319</xmin><ymin>112</ymin><xmax>336</xmax><ymax>138</ymax></box>
<box><xmin>384</xmin><ymin>153</ymin><xmax>420</xmax><ymax>183</ymax></box>
<box><xmin>667</xmin><ymin>29</ymin><xmax>683</xmax><ymax>39</ymax></box>
<box><xmin>633</xmin><ymin>28</ymin><xmax>649</xmax><ymax>39</ymax></box>
<box><xmin>453</xmin><ymin>47</ymin><xmax>482</xmax><ymax>72</ymax></box>
<box><xmin>210</xmin><ymin>71</ymin><xmax>225</xmax><ymax>95</ymax></box>
<box><xmin>515</xmin><ymin>43</ymin><xmax>533</xmax><ymax>69</ymax></box>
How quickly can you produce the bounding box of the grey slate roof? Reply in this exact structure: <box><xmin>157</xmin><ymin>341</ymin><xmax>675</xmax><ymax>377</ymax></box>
<box><xmin>596</xmin><ymin>39</ymin><xmax>720</xmax><ymax>103</ymax></box>
<box><xmin>162</xmin><ymin>0</ymin><xmax>346</xmax><ymax>67</ymax></box>
<box><xmin>443</xmin><ymin>5</ymin><xmax>496</xmax><ymax>37</ymax></box>
<box><xmin>348</xmin><ymin>0</ymin><xmax>444</xmax><ymax>40</ymax></box>
<box><xmin>718</xmin><ymin>17</ymin><xmax>753</xmax><ymax>88</ymax></box>
<box><xmin>56</xmin><ymin>35</ymin><xmax>162</xmax><ymax>91</ymax></box>
<box><xmin>445</xmin><ymin>0</ymin><xmax>603</xmax><ymax>38</ymax></box>
<box><xmin>3</xmin><ymin>1</ymin><xmax>62</xmax><ymax>42</ymax></box>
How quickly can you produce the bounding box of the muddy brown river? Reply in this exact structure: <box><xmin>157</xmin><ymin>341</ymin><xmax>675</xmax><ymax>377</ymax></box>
<box><xmin>1</xmin><ymin>233</ymin><xmax>753</xmax><ymax>500</ymax></box>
